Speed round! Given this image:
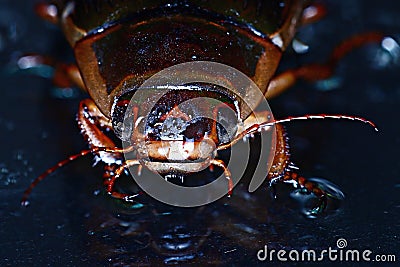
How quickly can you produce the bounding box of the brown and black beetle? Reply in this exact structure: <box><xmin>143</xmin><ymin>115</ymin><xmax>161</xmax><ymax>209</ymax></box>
<box><xmin>21</xmin><ymin>0</ymin><xmax>381</xmax><ymax>215</ymax></box>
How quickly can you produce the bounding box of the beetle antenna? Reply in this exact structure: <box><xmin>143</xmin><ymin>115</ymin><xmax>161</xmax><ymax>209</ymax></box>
<box><xmin>21</xmin><ymin>146</ymin><xmax>134</xmax><ymax>206</ymax></box>
<box><xmin>260</xmin><ymin>114</ymin><xmax>378</xmax><ymax>132</ymax></box>
<box><xmin>218</xmin><ymin>114</ymin><xmax>377</xmax><ymax>150</ymax></box>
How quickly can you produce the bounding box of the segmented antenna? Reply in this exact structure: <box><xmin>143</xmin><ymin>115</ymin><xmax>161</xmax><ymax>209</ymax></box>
<box><xmin>259</xmin><ymin>114</ymin><xmax>378</xmax><ymax>132</ymax></box>
<box><xmin>218</xmin><ymin>114</ymin><xmax>378</xmax><ymax>150</ymax></box>
<box><xmin>21</xmin><ymin>146</ymin><xmax>133</xmax><ymax>206</ymax></box>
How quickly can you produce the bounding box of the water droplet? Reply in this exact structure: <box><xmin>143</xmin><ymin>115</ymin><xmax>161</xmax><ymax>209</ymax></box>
<box><xmin>15</xmin><ymin>151</ymin><xmax>23</xmax><ymax>161</ymax></box>
<box><xmin>382</xmin><ymin>37</ymin><xmax>400</xmax><ymax>54</ymax></box>
<box><xmin>290</xmin><ymin>177</ymin><xmax>345</xmax><ymax>218</ymax></box>
<box><xmin>314</xmin><ymin>77</ymin><xmax>342</xmax><ymax>91</ymax></box>
<box><xmin>21</xmin><ymin>200</ymin><xmax>30</xmax><ymax>207</ymax></box>
<box><xmin>308</xmin><ymin>178</ymin><xmax>345</xmax><ymax>200</ymax></box>
<box><xmin>292</xmin><ymin>39</ymin><xmax>309</xmax><ymax>54</ymax></box>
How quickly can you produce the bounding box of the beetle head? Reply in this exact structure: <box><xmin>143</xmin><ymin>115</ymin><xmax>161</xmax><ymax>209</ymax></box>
<box><xmin>111</xmin><ymin>83</ymin><xmax>240</xmax><ymax>175</ymax></box>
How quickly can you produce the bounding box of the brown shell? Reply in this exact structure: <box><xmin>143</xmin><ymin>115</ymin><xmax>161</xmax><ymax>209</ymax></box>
<box><xmin>59</xmin><ymin>0</ymin><xmax>307</xmax><ymax>117</ymax></box>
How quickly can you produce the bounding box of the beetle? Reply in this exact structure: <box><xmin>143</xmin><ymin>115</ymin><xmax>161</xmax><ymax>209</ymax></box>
<box><xmin>21</xmin><ymin>0</ymin><xmax>381</xmax><ymax>214</ymax></box>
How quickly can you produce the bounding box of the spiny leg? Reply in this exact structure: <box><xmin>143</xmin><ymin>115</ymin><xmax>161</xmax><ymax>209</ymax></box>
<box><xmin>265</xmin><ymin>125</ymin><xmax>291</xmax><ymax>185</ymax></box>
<box><xmin>217</xmin><ymin>112</ymin><xmax>377</xmax><ymax>213</ymax></box>
<box><xmin>262</xmin><ymin>124</ymin><xmax>327</xmax><ymax>214</ymax></box>
<box><xmin>77</xmin><ymin>98</ymin><xmax>122</xmax><ymax>163</ymax></box>
<box><xmin>104</xmin><ymin>160</ymin><xmax>141</xmax><ymax>202</ymax></box>
<box><xmin>21</xmin><ymin>99</ymin><xmax>132</xmax><ymax>205</ymax></box>
<box><xmin>265</xmin><ymin>32</ymin><xmax>384</xmax><ymax>99</ymax></box>
<box><xmin>77</xmin><ymin>98</ymin><xmax>138</xmax><ymax>195</ymax></box>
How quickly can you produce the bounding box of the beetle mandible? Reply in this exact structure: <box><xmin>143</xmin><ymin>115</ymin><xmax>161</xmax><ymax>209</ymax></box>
<box><xmin>21</xmin><ymin>0</ymin><xmax>381</xmax><ymax>214</ymax></box>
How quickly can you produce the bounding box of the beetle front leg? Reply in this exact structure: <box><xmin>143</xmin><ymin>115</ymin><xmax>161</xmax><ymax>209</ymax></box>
<box><xmin>77</xmin><ymin>99</ymin><xmax>123</xmax><ymax>164</ymax></box>
<box><xmin>77</xmin><ymin>99</ymin><xmax>144</xmax><ymax>200</ymax></box>
<box><xmin>265</xmin><ymin>32</ymin><xmax>384</xmax><ymax>99</ymax></box>
<box><xmin>104</xmin><ymin>160</ymin><xmax>142</xmax><ymax>202</ymax></box>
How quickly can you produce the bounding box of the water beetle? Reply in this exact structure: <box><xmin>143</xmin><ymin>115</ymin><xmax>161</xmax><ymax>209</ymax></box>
<box><xmin>21</xmin><ymin>0</ymin><xmax>381</xmax><ymax>214</ymax></box>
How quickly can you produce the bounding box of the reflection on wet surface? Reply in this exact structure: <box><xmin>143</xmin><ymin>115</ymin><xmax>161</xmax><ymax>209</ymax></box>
<box><xmin>0</xmin><ymin>0</ymin><xmax>399</xmax><ymax>266</ymax></box>
<box><xmin>51</xmin><ymin>173</ymin><xmax>346</xmax><ymax>265</ymax></box>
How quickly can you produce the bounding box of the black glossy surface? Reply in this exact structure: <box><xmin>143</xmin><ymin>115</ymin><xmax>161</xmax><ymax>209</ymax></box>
<box><xmin>0</xmin><ymin>1</ymin><xmax>399</xmax><ymax>266</ymax></box>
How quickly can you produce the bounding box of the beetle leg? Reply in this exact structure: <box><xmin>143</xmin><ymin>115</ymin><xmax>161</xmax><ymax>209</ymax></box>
<box><xmin>283</xmin><ymin>172</ymin><xmax>328</xmax><ymax>215</ymax></box>
<box><xmin>77</xmin><ymin>99</ymin><xmax>123</xmax><ymax>164</ymax></box>
<box><xmin>53</xmin><ymin>63</ymin><xmax>85</xmax><ymax>91</ymax></box>
<box><xmin>216</xmin><ymin>112</ymin><xmax>377</xmax><ymax>213</ymax></box>
<box><xmin>265</xmin><ymin>32</ymin><xmax>384</xmax><ymax>99</ymax></box>
<box><xmin>210</xmin><ymin>159</ymin><xmax>233</xmax><ymax>196</ymax></box>
<box><xmin>77</xmin><ymin>100</ymin><xmax>145</xmax><ymax>200</ymax></box>
<box><xmin>263</xmin><ymin>122</ymin><xmax>327</xmax><ymax>214</ymax></box>
<box><xmin>78</xmin><ymin>98</ymin><xmax>113</xmax><ymax>131</ymax></box>
<box><xmin>21</xmin><ymin>97</ymin><xmax>136</xmax><ymax>205</ymax></box>
<box><xmin>104</xmin><ymin>160</ymin><xmax>141</xmax><ymax>201</ymax></box>
<box><xmin>255</xmin><ymin>122</ymin><xmax>327</xmax><ymax>214</ymax></box>
<box><xmin>17</xmin><ymin>54</ymin><xmax>86</xmax><ymax>91</ymax></box>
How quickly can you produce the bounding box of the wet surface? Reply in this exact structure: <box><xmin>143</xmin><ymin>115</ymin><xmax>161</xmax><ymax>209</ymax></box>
<box><xmin>0</xmin><ymin>1</ymin><xmax>399</xmax><ymax>266</ymax></box>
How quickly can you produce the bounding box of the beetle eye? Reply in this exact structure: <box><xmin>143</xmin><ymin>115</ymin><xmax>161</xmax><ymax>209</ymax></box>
<box><xmin>183</xmin><ymin>116</ymin><xmax>237</xmax><ymax>145</ymax></box>
<box><xmin>183</xmin><ymin>118</ymin><xmax>210</xmax><ymax>141</ymax></box>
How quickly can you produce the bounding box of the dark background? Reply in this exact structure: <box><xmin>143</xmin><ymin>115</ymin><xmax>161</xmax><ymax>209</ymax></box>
<box><xmin>0</xmin><ymin>1</ymin><xmax>399</xmax><ymax>266</ymax></box>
